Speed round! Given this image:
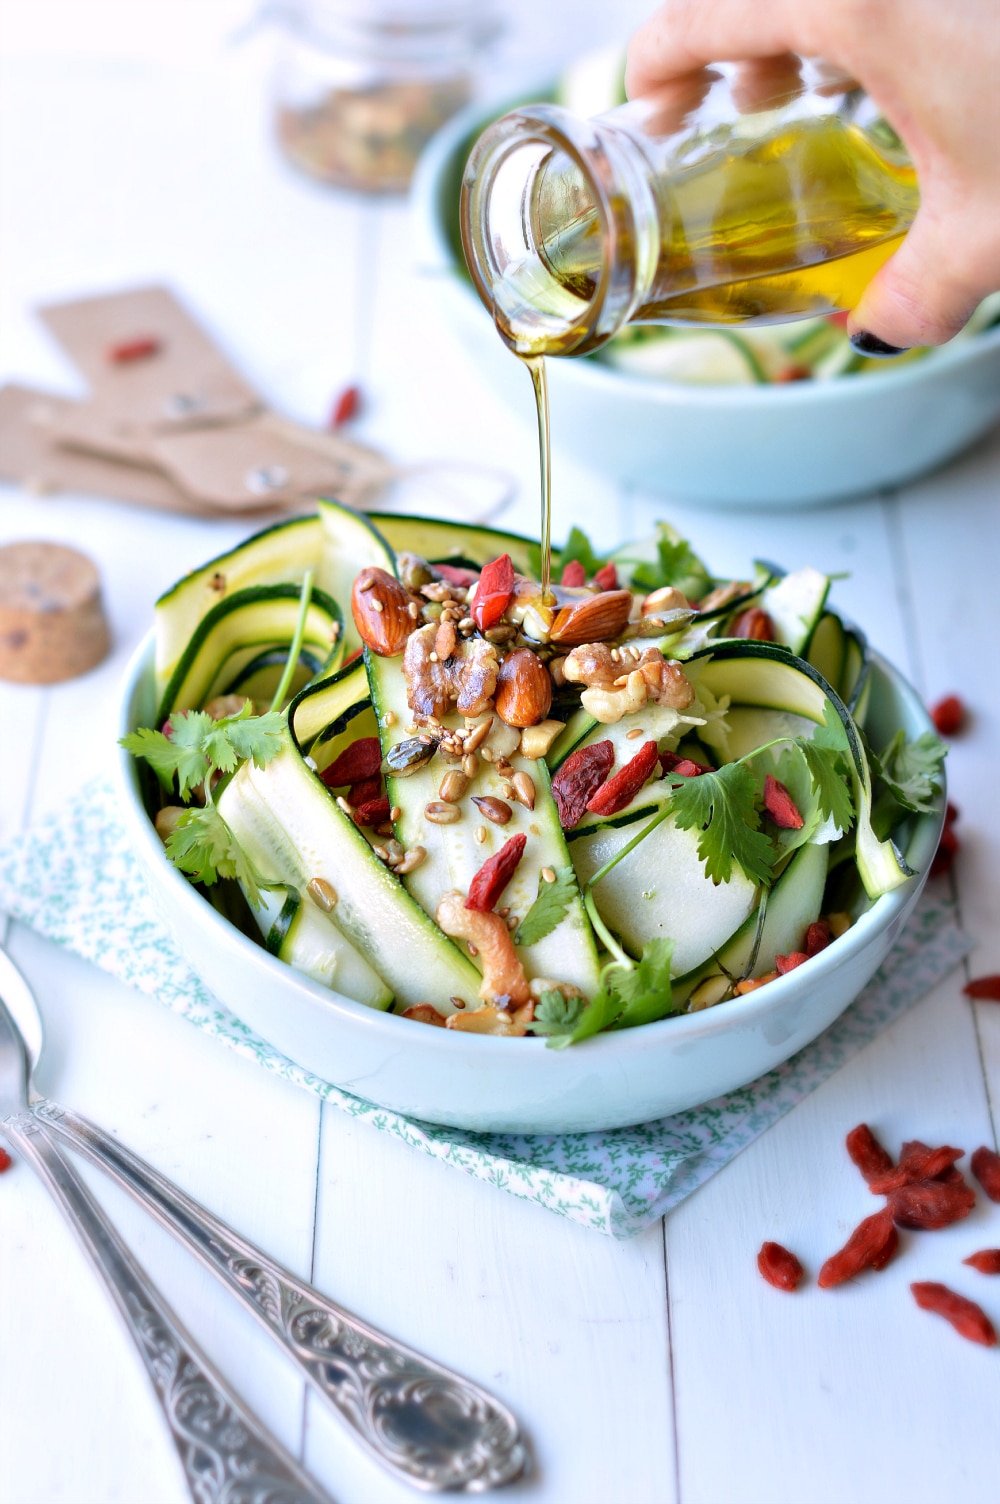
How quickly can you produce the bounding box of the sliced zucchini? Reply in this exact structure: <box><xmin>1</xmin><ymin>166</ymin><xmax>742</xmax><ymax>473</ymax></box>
<box><xmin>714</xmin><ymin>705</ymin><xmax>817</xmax><ymax>763</ymax></box>
<box><xmin>154</xmin><ymin>515</ymin><xmax>324</xmax><ymax>699</ymax></box>
<box><xmin>364</xmin><ymin>650</ymin><xmax>602</xmax><ymax>995</ymax></box>
<box><xmin>367</xmin><ymin>513</ymin><xmax>537</xmax><ymax>576</ymax></box>
<box><xmin>221</xmin><ymin>646</ymin><xmax>325</xmax><ymax>705</ymax></box>
<box><xmin>291</xmin><ymin>658</ymin><xmax>371</xmax><ymax>750</ymax></box>
<box><xmin>315</xmin><ymin>498</ymin><xmax>395</xmax><ymax>654</ymax></box>
<box><xmin>571</xmin><ymin>809</ymin><xmax>760</xmax><ymax>976</ymax></box>
<box><xmin>218</xmin><ymin>730</ymin><xmax>481</xmax><ymax>1011</ymax></box>
<box><xmin>689</xmin><ymin>642</ymin><xmax>913</xmax><ymax>898</ymax></box>
<box><xmin>806</xmin><ymin>611</ymin><xmax>846</xmax><ymax>689</ymax></box>
<box><xmin>755</xmin><ymin>566</ymin><xmax>830</xmax><ymax>654</ymax></box>
<box><xmin>157</xmin><ymin>585</ymin><xmax>344</xmax><ymax>721</ymax></box>
<box><xmin>674</xmin><ymin>840</ymin><xmax>829</xmax><ymax>1003</ymax></box>
<box><xmin>548</xmin><ymin>696</ymin><xmax>705</xmax><ymax>774</ymax></box>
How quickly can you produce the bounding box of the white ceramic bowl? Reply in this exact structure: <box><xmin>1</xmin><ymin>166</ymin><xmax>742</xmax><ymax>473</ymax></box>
<box><xmin>117</xmin><ymin>635</ymin><xmax>944</xmax><ymax>1134</ymax></box>
<box><xmin>412</xmin><ymin>102</ymin><xmax>1000</xmax><ymax>509</ymax></box>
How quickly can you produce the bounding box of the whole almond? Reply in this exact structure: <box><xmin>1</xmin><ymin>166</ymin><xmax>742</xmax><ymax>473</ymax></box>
<box><xmin>494</xmin><ymin>647</ymin><xmax>553</xmax><ymax>728</ymax></box>
<box><xmin>351</xmin><ymin>567</ymin><xmax>413</xmax><ymax>656</ymax></box>
<box><xmin>550</xmin><ymin>589</ymin><xmax>633</xmax><ymax>647</ymax></box>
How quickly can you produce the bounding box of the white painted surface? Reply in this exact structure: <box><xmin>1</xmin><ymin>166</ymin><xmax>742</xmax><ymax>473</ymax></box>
<box><xmin>1</xmin><ymin>5</ymin><xmax>998</xmax><ymax>1501</ymax></box>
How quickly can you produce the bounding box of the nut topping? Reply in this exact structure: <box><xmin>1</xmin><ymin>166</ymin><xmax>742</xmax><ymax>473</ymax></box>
<box><xmin>404</xmin><ymin>623</ymin><xmax>499</xmax><ymax>719</ymax></box>
<box><xmin>436</xmin><ymin>891</ymin><xmax>530</xmax><ymax>1006</ymax></box>
<box><xmin>494</xmin><ymin>647</ymin><xmax>553</xmax><ymax>728</ymax></box>
<box><xmin>549</xmin><ymin>589</ymin><xmax>632</xmax><ymax>647</ymax></box>
<box><xmin>384</xmin><ymin>736</ymin><xmax>437</xmax><ymax>777</ymax></box>
<box><xmin>350</xmin><ymin>567</ymin><xmax>413</xmax><ymax>656</ymax></box>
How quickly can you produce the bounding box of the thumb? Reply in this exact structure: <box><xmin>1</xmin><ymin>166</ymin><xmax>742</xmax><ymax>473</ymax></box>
<box><xmin>848</xmin><ymin>202</ymin><xmax>983</xmax><ymax>354</ymax></box>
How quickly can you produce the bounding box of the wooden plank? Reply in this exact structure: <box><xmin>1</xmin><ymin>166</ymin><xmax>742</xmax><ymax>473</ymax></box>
<box><xmin>305</xmin><ymin>1109</ymin><xmax>677</xmax><ymax>1504</ymax></box>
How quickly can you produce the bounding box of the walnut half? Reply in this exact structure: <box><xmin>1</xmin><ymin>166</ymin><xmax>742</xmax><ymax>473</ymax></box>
<box><xmin>403</xmin><ymin>623</ymin><xmax>499</xmax><ymax>720</ymax></box>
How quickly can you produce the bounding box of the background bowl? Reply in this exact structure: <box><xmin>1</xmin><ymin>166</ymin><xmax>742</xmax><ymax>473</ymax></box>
<box><xmin>117</xmin><ymin>634</ymin><xmax>945</xmax><ymax>1135</ymax></box>
<box><xmin>412</xmin><ymin>100</ymin><xmax>1000</xmax><ymax>509</ymax></box>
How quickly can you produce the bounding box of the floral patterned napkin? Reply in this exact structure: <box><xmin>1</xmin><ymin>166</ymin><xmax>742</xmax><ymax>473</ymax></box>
<box><xmin>0</xmin><ymin>780</ymin><xmax>971</xmax><ymax>1236</ymax></box>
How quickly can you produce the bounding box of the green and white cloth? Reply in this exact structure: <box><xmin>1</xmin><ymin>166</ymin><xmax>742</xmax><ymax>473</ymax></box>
<box><xmin>0</xmin><ymin>780</ymin><xmax>971</xmax><ymax>1236</ymax></box>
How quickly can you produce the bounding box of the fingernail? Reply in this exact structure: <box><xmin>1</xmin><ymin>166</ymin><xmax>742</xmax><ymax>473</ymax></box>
<box><xmin>849</xmin><ymin>330</ymin><xmax>910</xmax><ymax>358</ymax></box>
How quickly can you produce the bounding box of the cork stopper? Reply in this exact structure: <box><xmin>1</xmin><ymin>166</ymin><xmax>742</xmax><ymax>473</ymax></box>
<box><xmin>0</xmin><ymin>540</ymin><xmax>111</xmax><ymax>683</ymax></box>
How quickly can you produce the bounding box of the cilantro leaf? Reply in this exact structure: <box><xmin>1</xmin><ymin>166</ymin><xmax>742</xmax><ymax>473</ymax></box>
<box><xmin>668</xmin><ymin>761</ymin><xmax>774</xmax><ymax>885</ymax></box>
<box><xmin>526</xmin><ymin>988</ymin><xmax>586</xmax><ymax>1038</ymax></box>
<box><xmin>606</xmin><ymin>938</ymin><xmax>676</xmax><ymax>1029</ymax></box>
<box><xmin>119</xmin><ymin>724</ymin><xmax>209</xmax><ymax>796</ymax></box>
<box><xmin>514</xmin><ymin>866</ymin><xmax>577</xmax><ymax>947</ymax></box>
<box><xmin>165</xmin><ymin>805</ymin><xmax>265</xmax><ymax>906</ymax></box>
<box><xmin>121</xmin><ymin>704</ymin><xmax>286</xmax><ymax>798</ymax></box>
<box><xmin>629</xmin><ymin>525</ymin><xmax>712</xmax><ymax>599</ymax></box>
<box><xmin>216</xmin><ymin>706</ymin><xmax>286</xmax><ymax>768</ymax></box>
<box><xmin>875</xmin><ymin>729</ymin><xmax>946</xmax><ymax>814</ymax></box>
<box><xmin>526</xmin><ymin>525</ymin><xmax>608</xmax><ymax>580</ymax></box>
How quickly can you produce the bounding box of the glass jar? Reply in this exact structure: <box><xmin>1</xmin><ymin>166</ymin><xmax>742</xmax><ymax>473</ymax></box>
<box><xmin>270</xmin><ymin>0</ymin><xmax>501</xmax><ymax>193</ymax></box>
<box><xmin>461</xmin><ymin>59</ymin><xmax>918</xmax><ymax>355</ymax></box>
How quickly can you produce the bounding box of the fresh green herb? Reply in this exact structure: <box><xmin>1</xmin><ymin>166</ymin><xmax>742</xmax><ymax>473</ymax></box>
<box><xmin>514</xmin><ymin>866</ymin><xmax>577</xmax><ymax>947</ymax></box>
<box><xmin>628</xmin><ymin>525</ymin><xmax>713</xmax><ymax>599</ymax></box>
<box><xmin>874</xmin><ymin>729</ymin><xmax>946</xmax><ymax>814</ymax></box>
<box><xmin>667</xmin><ymin>761</ymin><xmax>774</xmax><ymax>885</ymax></box>
<box><xmin>527</xmin><ymin>988</ymin><xmax>586</xmax><ymax>1038</ymax></box>
<box><xmin>605</xmin><ymin>938</ymin><xmax>676</xmax><ymax>1029</ymax></box>
<box><xmin>526</xmin><ymin>525</ymin><xmax>609</xmax><ymax>581</ymax></box>
<box><xmin>538</xmin><ymin>938</ymin><xmax>678</xmax><ymax>1047</ymax></box>
<box><xmin>121</xmin><ymin>702</ymin><xmax>285</xmax><ymax>800</ymax></box>
<box><xmin>164</xmin><ymin>804</ymin><xmax>268</xmax><ymax>905</ymax></box>
<box><xmin>267</xmin><ymin>568</ymin><xmax>315</xmax><ymax>712</ymax></box>
<box><xmin>800</xmin><ymin>703</ymin><xmax>855</xmax><ymax>832</ymax></box>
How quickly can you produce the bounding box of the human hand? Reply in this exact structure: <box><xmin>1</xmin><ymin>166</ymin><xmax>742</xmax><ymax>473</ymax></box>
<box><xmin>626</xmin><ymin>0</ymin><xmax>1000</xmax><ymax>352</ymax></box>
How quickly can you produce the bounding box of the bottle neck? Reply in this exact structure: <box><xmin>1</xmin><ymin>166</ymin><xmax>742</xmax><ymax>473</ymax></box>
<box><xmin>460</xmin><ymin>104</ymin><xmax>661</xmax><ymax>357</ymax></box>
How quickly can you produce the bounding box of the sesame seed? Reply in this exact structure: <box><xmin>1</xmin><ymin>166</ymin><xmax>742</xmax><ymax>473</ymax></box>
<box><xmin>541</xmin><ymin>867</ymin><xmax>556</xmax><ymax>883</ymax></box>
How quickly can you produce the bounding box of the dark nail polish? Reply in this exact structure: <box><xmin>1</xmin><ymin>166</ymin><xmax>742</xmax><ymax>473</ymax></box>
<box><xmin>849</xmin><ymin>330</ymin><xmax>910</xmax><ymax>358</ymax></box>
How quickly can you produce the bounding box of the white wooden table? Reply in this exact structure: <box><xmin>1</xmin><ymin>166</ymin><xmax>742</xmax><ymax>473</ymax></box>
<box><xmin>2</xmin><ymin>8</ymin><xmax>999</xmax><ymax>1502</ymax></box>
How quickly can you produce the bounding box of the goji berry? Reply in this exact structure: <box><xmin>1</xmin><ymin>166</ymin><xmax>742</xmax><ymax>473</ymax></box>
<box><xmin>929</xmin><ymin>694</ymin><xmax>966</xmax><ymax>736</ymax></box>
<box><xmin>433</xmin><ymin>563</ymin><xmax>481</xmax><ymax>588</ymax></box>
<box><xmin>818</xmin><ymin>1208</ymin><xmax>897</xmax><ymax>1288</ymax></box>
<box><xmin>352</xmin><ymin>796</ymin><xmax>391</xmax><ymax>828</ymax></box>
<box><xmin>868</xmin><ymin>1144</ymin><xmax>964</xmax><ymax>1194</ymax></box>
<box><xmin>329</xmin><ymin>383</ymin><xmax>362</xmax><ymax>427</ymax></box>
<box><xmin>774</xmin><ymin>363</ymin><xmax>812</xmax><ymax>382</ymax></box>
<box><xmin>0</xmin><ymin>1147</ymin><xmax>12</xmax><ymax>1173</ymax></box>
<box><xmin>466</xmin><ymin>833</ymin><xmax>527</xmax><ymax>912</ymax></box>
<box><xmin>900</xmin><ymin>1139</ymin><xmax>966</xmax><ymax>1185</ymax></box>
<box><xmin>963</xmin><ymin>975</ymin><xmax>1000</xmax><ymax>1002</ymax></box>
<box><xmin>945</xmin><ymin>801</ymin><xmax>960</xmax><ymax>825</ymax></box>
<box><xmin>551</xmin><ymin>740</ymin><xmax>615</xmax><ymax>829</ymax></box>
<box><xmin>106</xmin><ymin>335</ymin><xmax>161</xmax><ymax>363</ymax></box>
<box><xmin>661</xmin><ymin>750</ymin><xmax>710</xmax><ymax>776</ymax></box>
<box><xmin>869</xmin><ymin>1224</ymin><xmax>900</xmax><ymax>1272</ymax></box>
<box><xmin>763</xmin><ymin>774</ymin><xmax>804</xmax><ymax>830</ymax></box>
<box><xmin>887</xmin><ymin>1178</ymin><xmax>976</xmax><ymax>1230</ymax></box>
<box><xmin>930</xmin><ymin>821</ymin><xmax>960</xmax><ymax>878</ymax></box>
<box><xmin>593</xmin><ymin>562</ymin><xmax>619</xmax><ymax>591</ymax></box>
<box><xmin>805</xmin><ymin>919</ymin><xmax>833</xmax><ymax>957</ymax></box>
<box><xmin>963</xmin><ymin>1249</ymin><xmax>1000</xmax><ymax>1275</ymax></box>
<box><xmin>730</xmin><ymin>607</ymin><xmax>775</xmax><ymax>641</ymax></box>
<box><xmin>560</xmin><ymin>560</ymin><xmax>587</xmax><ymax>587</ymax></box>
<box><xmin>757</xmin><ymin>1241</ymin><xmax>804</xmax><ymax>1291</ymax></box>
<box><xmin>321</xmin><ymin>736</ymin><xmax>382</xmax><ymax>787</ymax></box>
<box><xmin>970</xmin><ymin>1146</ymin><xmax>1000</xmax><ymax>1203</ymax></box>
<box><xmin>775</xmin><ymin>951</ymin><xmax>808</xmax><ymax>974</ymax></box>
<box><xmin>586</xmin><ymin>740</ymin><xmax>660</xmax><ymax>817</ymax></box>
<box><xmin>470</xmin><ymin>554</ymin><xmax>515</xmax><ymax>632</ymax></box>
<box><xmin>347</xmin><ymin>775</ymin><xmax>383</xmax><ymax>807</ymax></box>
<box><xmin>846</xmin><ymin>1123</ymin><xmax>895</xmax><ymax>1184</ymax></box>
<box><xmin>910</xmin><ymin>1282</ymin><xmax>997</xmax><ymax>1346</ymax></box>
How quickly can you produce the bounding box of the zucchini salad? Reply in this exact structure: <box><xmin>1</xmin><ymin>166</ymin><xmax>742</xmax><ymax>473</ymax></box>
<box><xmin>124</xmin><ymin>503</ymin><xmax>945</xmax><ymax>1045</ymax></box>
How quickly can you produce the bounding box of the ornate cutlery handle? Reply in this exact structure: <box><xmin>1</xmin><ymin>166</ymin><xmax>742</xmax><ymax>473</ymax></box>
<box><xmin>2</xmin><ymin>1108</ymin><xmax>328</xmax><ymax>1504</ymax></box>
<box><xmin>35</xmin><ymin>1101</ymin><xmax>527</xmax><ymax>1493</ymax></box>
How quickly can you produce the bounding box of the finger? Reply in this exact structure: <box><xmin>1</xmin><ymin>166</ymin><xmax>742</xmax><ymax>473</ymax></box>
<box><xmin>626</xmin><ymin>0</ymin><xmax>813</xmax><ymax>98</ymax></box>
<box><xmin>848</xmin><ymin>203</ymin><xmax>984</xmax><ymax>351</ymax></box>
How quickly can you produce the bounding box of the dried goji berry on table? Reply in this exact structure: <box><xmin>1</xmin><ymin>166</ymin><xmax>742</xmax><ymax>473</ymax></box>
<box><xmin>757</xmin><ymin>1241</ymin><xmax>804</xmax><ymax>1291</ymax></box>
<box><xmin>929</xmin><ymin>694</ymin><xmax>967</xmax><ymax>736</ymax></box>
<box><xmin>900</xmin><ymin>1139</ymin><xmax>966</xmax><ymax>1185</ymax></box>
<box><xmin>352</xmin><ymin>796</ymin><xmax>391</xmax><ymax>828</ymax></box>
<box><xmin>321</xmin><ymin>736</ymin><xmax>382</xmax><ymax>787</ymax></box>
<box><xmin>763</xmin><ymin>774</ymin><xmax>804</xmax><ymax>829</ymax></box>
<box><xmin>845</xmin><ymin>1123</ymin><xmax>895</xmax><ymax>1185</ymax></box>
<box><xmin>329</xmin><ymin>383</ymin><xmax>362</xmax><ymax>427</ymax></box>
<box><xmin>970</xmin><ymin>1146</ymin><xmax>1000</xmax><ymax>1202</ymax></box>
<box><xmin>466</xmin><ymin>833</ymin><xmax>527</xmax><ymax>913</ymax></box>
<box><xmin>818</xmin><ymin>1208</ymin><xmax>897</xmax><ymax>1288</ymax></box>
<box><xmin>0</xmin><ymin>1147</ymin><xmax>12</xmax><ymax>1173</ymax></box>
<box><xmin>775</xmin><ymin>951</ymin><xmax>809</xmax><ymax>975</ymax></box>
<box><xmin>593</xmin><ymin>562</ymin><xmax>619</xmax><ymax>591</ymax></box>
<box><xmin>469</xmin><ymin>554</ymin><xmax>515</xmax><ymax>632</ymax></box>
<box><xmin>910</xmin><ymin>1282</ymin><xmax>997</xmax><ymax>1346</ymax></box>
<box><xmin>887</xmin><ymin>1178</ymin><xmax>976</xmax><ymax>1230</ymax></box>
<box><xmin>930</xmin><ymin>821</ymin><xmax>960</xmax><ymax>878</ymax></box>
<box><xmin>560</xmin><ymin>560</ymin><xmax>587</xmax><ymax>587</ymax></box>
<box><xmin>869</xmin><ymin>1225</ymin><xmax>900</xmax><ymax>1272</ymax></box>
<box><xmin>964</xmin><ymin>976</ymin><xmax>1000</xmax><ymax>1002</ymax></box>
<box><xmin>730</xmin><ymin>607</ymin><xmax>775</xmax><ymax>641</ymax></box>
<box><xmin>106</xmin><ymin>335</ymin><xmax>161</xmax><ymax>363</ymax></box>
<box><xmin>963</xmin><ymin>1249</ymin><xmax>1000</xmax><ymax>1275</ymax></box>
<box><xmin>867</xmin><ymin>1144</ymin><xmax>965</xmax><ymax>1194</ymax></box>
<box><xmin>551</xmin><ymin>740</ymin><xmax>615</xmax><ymax>830</ymax></box>
<box><xmin>586</xmin><ymin>740</ymin><xmax>660</xmax><ymax>817</ymax></box>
